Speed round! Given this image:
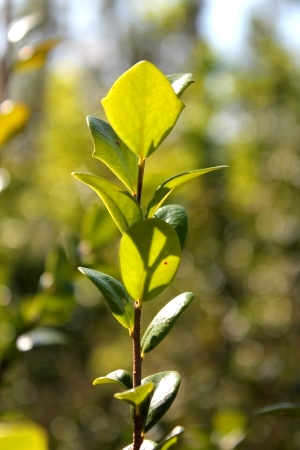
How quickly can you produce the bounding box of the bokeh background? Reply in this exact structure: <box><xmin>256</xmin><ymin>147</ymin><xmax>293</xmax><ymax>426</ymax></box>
<box><xmin>1</xmin><ymin>0</ymin><xmax>300</xmax><ymax>449</ymax></box>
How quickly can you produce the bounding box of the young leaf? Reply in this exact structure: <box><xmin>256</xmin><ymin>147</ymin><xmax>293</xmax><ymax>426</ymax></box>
<box><xmin>102</xmin><ymin>60</ymin><xmax>185</xmax><ymax>159</ymax></box>
<box><xmin>93</xmin><ymin>370</ymin><xmax>132</xmax><ymax>390</ymax></box>
<box><xmin>141</xmin><ymin>292</ymin><xmax>194</xmax><ymax>355</ymax></box>
<box><xmin>123</xmin><ymin>440</ymin><xmax>158</xmax><ymax>450</ymax></box>
<box><xmin>114</xmin><ymin>382</ymin><xmax>154</xmax><ymax>410</ymax></box>
<box><xmin>142</xmin><ymin>371</ymin><xmax>181</xmax><ymax>432</ymax></box>
<box><xmin>254</xmin><ymin>403</ymin><xmax>300</xmax><ymax>416</ymax></box>
<box><xmin>167</xmin><ymin>73</ymin><xmax>194</xmax><ymax>97</ymax></box>
<box><xmin>119</xmin><ymin>219</ymin><xmax>181</xmax><ymax>303</ymax></box>
<box><xmin>156</xmin><ymin>426</ymin><xmax>185</xmax><ymax>450</ymax></box>
<box><xmin>154</xmin><ymin>205</ymin><xmax>188</xmax><ymax>250</ymax></box>
<box><xmin>146</xmin><ymin>166</ymin><xmax>229</xmax><ymax>218</ymax></box>
<box><xmin>72</xmin><ymin>173</ymin><xmax>142</xmax><ymax>233</ymax></box>
<box><xmin>79</xmin><ymin>267</ymin><xmax>134</xmax><ymax>332</ymax></box>
<box><xmin>88</xmin><ymin>116</ymin><xmax>138</xmax><ymax>193</ymax></box>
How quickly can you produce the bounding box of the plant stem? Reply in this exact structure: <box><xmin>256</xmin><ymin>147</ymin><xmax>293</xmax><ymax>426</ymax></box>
<box><xmin>132</xmin><ymin>302</ymin><xmax>143</xmax><ymax>450</ymax></box>
<box><xmin>136</xmin><ymin>158</ymin><xmax>145</xmax><ymax>205</ymax></box>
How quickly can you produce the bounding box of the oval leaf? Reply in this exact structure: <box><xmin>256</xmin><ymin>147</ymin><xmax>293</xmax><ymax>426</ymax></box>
<box><xmin>119</xmin><ymin>219</ymin><xmax>181</xmax><ymax>303</ymax></box>
<box><xmin>167</xmin><ymin>73</ymin><xmax>194</xmax><ymax>97</ymax></box>
<box><xmin>79</xmin><ymin>267</ymin><xmax>134</xmax><ymax>332</ymax></box>
<box><xmin>88</xmin><ymin>116</ymin><xmax>138</xmax><ymax>193</ymax></box>
<box><xmin>123</xmin><ymin>440</ymin><xmax>158</xmax><ymax>450</ymax></box>
<box><xmin>146</xmin><ymin>166</ymin><xmax>228</xmax><ymax>218</ymax></box>
<box><xmin>154</xmin><ymin>205</ymin><xmax>188</xmax><ymax>249</ymax></box>
<box><xmin>141</xmin><ymin>292</ymin><xmax>194</xmax><ymax>355</ymax></box>
<box><xmin>72</xmin><ymin>173</ymin><xmax>142</xmax><ymax>233</ymax></box>
<box><xmin>142</xmin><ymin>371</ymin><xmax>181</xmax><ymax>432</ymax></box>
<box><xmin>16</xmin><ymin>327</ymin><xmax>68</xmax><ymax>352</ymax></box>
<box><xmin>254</xmin><ymin>403</ymin><xmax>300</xmax><ymax>416</ymax></box>
<box><xmin>102</xmin><ymin>61</ymin><xmax>184</xmax><ymax>159</ymax></box>
<box><xmin>114</xmin><ymin>382</ymin><xmax>154</xmax><ymax>409</ymax></box>
<box><xmin>93</xmin><ymin>369</ymin><xmax>132</xmax><ymax>390</ymax></box>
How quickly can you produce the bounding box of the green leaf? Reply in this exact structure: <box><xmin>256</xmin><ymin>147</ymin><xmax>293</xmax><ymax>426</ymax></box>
<box><xmin>16</xmin><ymin>327</ymin><xmax>68</xmax><ymax>352</ymax></box>
<box><xmin>167</xmin><ymin>73</ymin><xmax>194</xmax><ymax>97</ymax></box>
<box><xmin>14</xmin><ymin>39</ymin><xmax>59</xmax><ymax>71</ymax></box>
<box><xmin>0</xmin><ymin>101</ymin><xmax>30</xmax><ymax>146</ymax></box>
<box><xmin>119</xmin><ymin>219</ymin><xmax>181</xmax><ymax>303</ymax></box>
<box><xmin>254</xmin><ymin>403</ymin><xmax>300</xmax><ymax>416</ymax></box>
<box><xmin>93</xmin><ymin>370</ymin><xmax>132</xmax><ymax>390</ymax></box>
<box><xmin>0</xmin><ymin>422</ymin><xmax>48</xmax><ymax>450</ymax></box>
<box><xmin>88</xmin><ymin>116</ymin><xmax>138</xmax><ymax>194</ymax></box>
<box><xmin>79</xmin><ymin>267</ymin><xmax>134</xmax><ymax>332</ymax></box>
<box><xmin>72</xmin><ymin>173</ymin><xmax>142</xmax><ymax>233</ymax></box>
<box><xmin>141</xmin><ymin>292</ymin><xmax>194</xmax><ymax>355</ymax></box>
<box><xmin>102</xmin><ymin>61</ymin><xmax>185</xmax><ymax>159</ymax></box>
<box><xmin>156</xmin><ymin>426</ymin><xmax>185</xmax><ymax>450</ymax></box>
<box><xmin>154</xmin><ymin>205</ymin><xmax>188</xmax><ymax>249</ymax></box>
<box><xmin>114</xmin><ymin>382</ymin><xmax>154</xmax><ymax>410</ymax></box>
<box><xmin>123</xmin><ymin>440</ymin><xmax>158</xmax><ymax>450</ymax></box>
<box><xmin>146</xmin><ymin>166</ymin><xmax>228</xmax><ymax>218</ymax></box>
<box><xmin>142</xmin><ymin>371</ymin><xmax>181</xmax><ymax>432</ymax></box>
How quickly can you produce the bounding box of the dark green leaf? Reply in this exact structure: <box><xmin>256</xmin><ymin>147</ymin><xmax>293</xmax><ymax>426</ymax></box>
<box><xmin>79</xmin><ymin>267</ymin><xmax>134</xmax><ymax>332</ymax></box>
<box><xmin>88</xmin><ymin>116</ymin><xmax>138</xmax><ymax>194</ymax></box>
<box><xmin>154</xmin><ymin>205</ymin><xmax>188</xmax><ymax>249</ymax></box>
<box><xmin>254</xmin><ymin>403</ymin><xmax>300</xmax><ymax>416</ymax></box>
<box><xmin>141</xmin><ymin>292</ymin><xmax>194</xmax><ymax>355</ymax></box>
<box><xmin>167</xmin><ymin>73</ymin><xmax>194</xmax><ymax>97</ymax></box>
<box><xmin>93</xmin><ymin>370</ymin><xmax>132</xmax><ymax>389</ymax></box>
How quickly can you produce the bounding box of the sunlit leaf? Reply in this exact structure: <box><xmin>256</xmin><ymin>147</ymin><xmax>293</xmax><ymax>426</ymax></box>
<box><xmin>123</xmin><ymin>440</ymin><xmax>158</xmax><ymax>450</ymax></box>
<box><xmin>0</xmin><ymin>101</ymin><xmax>30</xmax><ymax>146</ymax></box>
<box><xmin>88</xmin><ymin>116</ymin><xmax>138</xmax><ymax>194</ymax></box>
<box><xmin>146</xmin><ymin>166</ymin><xmax>228</xmax><ymax>218</ymax></box>
<box><xmin>154</xmin><ymin>205</ymin><xmax>188</xmax><ymax>249</ymax></box>
<box><xmin>254</xmin><ymin>403</ymin><xmax>300</xmax><ymax>416</ymax></box>
<box><xmin>14</xmin><ymin>39</ymin><xmax>59</xmax><ymax>71</ymax></box>
<box><xmin>156</xmin><ymin>426</ymin><xmax>185</xmax><ymax>450</ymax></box>
<box><xmin>0</xmin><ymin>422</ymin><xmax>48</xmax><ymax>450</ymax></box>
<box><xmin>8</xmin><ymin>12</ymin><xmax>43</xmax><ymax>43</ymax></box>
<box><xmin>119</xmin><ymin>219</ymin><xmax>181</xmax><ymax>303</ymax></box>
<box><xmin>167</xmin><ymin>73</ymin><xmax>194</xmax><ymax>97</ymax></box>
<box><xmin>16</xmin><ymin>328</ymin><xmax>68</xmax><ymax>352</ymax></box>
<box><xmin>114</xmin><ymin>382</ymin><xmax>154</xmax><ymax>410</ymax></box>
<box><xmin>93</xmin><ymin>369</ymin><xmax>132</xmax><ymax>389</ymax></box>
<box><xmin>142</xmin><ymin>371</ymin><xmax>181</xmax><ymax>432</ymax></box>
<box><xmin>72</xmin><ymin>173</ymin><xmax>142</xmax><ymax>233</ymax></box>
<box><xmin>102</xmin><ymin>60</ymin><xmax>184</xmax><ymax>159</ymax></box>
<box><xmin>79</xmin><ymin>267</ymin><xmax>134</xmax><ymax>332</ymax></box>
<box><xmin>141</xmin><ymin>292</ymin><xmax>194</xmax><ymax>355</ymax></box>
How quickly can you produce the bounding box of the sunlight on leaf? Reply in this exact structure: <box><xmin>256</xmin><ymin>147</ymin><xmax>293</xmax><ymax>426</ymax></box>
<box><xmin>93</xmin><ymin>369</ymin><xmax>132</xmax><ymax>389</ymax></box>
<box><xmin>0</xmin><ymin>422</ymin><xmax>48</xmax><ymax>450</ymax></box>
<box><xmin>167</xmin><ymin>73</ymin><xmax>194</xmax><ymax>97</ymax></box>
<box><xmin>114</xmin><ymin>382</ymin><xmax>154</xmax><ymax>409</ymax></box>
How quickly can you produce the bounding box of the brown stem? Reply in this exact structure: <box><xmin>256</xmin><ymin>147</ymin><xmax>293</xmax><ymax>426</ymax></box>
<box><xmin>136</xmin><ymin>158</ymin><xmax>145</xmax><ymax>205</ymax></box>
<box><xmin>132</xmin><ymin>302</ymin><xmax>143</xmax><ymax>450</ymax></box>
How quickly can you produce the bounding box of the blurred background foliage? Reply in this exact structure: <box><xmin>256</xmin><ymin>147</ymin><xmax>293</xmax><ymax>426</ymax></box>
<box><xmin>1</xmin><ymin>0</ymin><xmax>300</xmax><ymax>449</ymax></box>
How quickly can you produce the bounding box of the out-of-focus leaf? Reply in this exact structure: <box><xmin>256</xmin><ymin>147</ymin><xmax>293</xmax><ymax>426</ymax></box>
<box><xmin>14</xmin><ymin>39</ymin><xmax>59</xmax><ymax>71</ymax></box>
<box><xmin>16</xmin><ymin>327</ymin><xmax>68</xmax><ymax>352</ymax></box>
<box><xmin>102</xmin><ymin>61</ymin><xmax>184</xmax><ymax>159</ymax></box>
<box><xmin>88</xmin><ymin>116</ymin><xmax>138</xmax><ymax>194</ymax></box>
<box><xmin>93</xmin><ymin>369</ymin><xmax>132</xmax><ymax>389</ymax></box>
<box><xmin>79</xmin><ymin>267</ymin><xmax>134</xmax><ymax>332</ymax></box>
<box><xmin>114</xmin><ymin>382</ymin><xmax>154</xmax><ymax>410</ymax></box>
<box><xmin>167</xmin><ymin>73</ymin><xmax>194</xmax><ymax>97</ymax></box>
<box><xmin>141</xmin><ymin>292</ymin><xmax>194</xmax><ymax>355</ymax></box>
<box><xmin>0</xmin><ymin>101</ymin><xmax>30</xmax><ymax>146</ymax></box>
<box><xmin>8</xmin><ymin>12</ymin><xmax>44</xmax><ymax>43</ymax></box>
<box><xmin>156</xmin><ymin>426</ymin><xmax>185</xmax><ymax>450</ymax></box>
<box><xmin>154</xmin><ymin>205</ymin><xmax>188</xmax><ymax>249</ymax></box>
<box><xmin>0</xmin><ymin>422</ymin><xmax>48</xmax><ymax>450</ymax></box>
<box><xmin>146</xmin><ymin>166</ymin><xmax>228</xmax><ymax>218</ymax></box>
<box><xmin>119</xmin><ymin>219</ymin><xmax>181</xmax><ymax>303</ymax></box>
<box><xmin>22</xmin><ymin>293</ymin><xmax>74</xmax><ymax>326</ymax></box>
<box><xmin>123</xmin><ymin>440</ymin><xmax>157</xmax><ymax>450</ymax></box>
<box><xmin>72</xmin><ymin>173</ymin><xmax>142</xmax><ymax>233</ymax></box>
<box><xmin>80</xmin><ymin>203</ymin><xmax>118</xmax><ymax>249</ymax></box>
<box><xmin>142</xmin><ymin>371</ymin><xmax>181</xmax><ymax>432</ymax></box>
<box><xmin>254</xmin><ymin>403</ymin><xmax>300</xmax><ymax>416</ymax></box>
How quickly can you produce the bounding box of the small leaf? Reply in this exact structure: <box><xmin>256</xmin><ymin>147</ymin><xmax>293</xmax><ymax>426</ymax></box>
<box><xmin>254</xmin><ymin>403</ymin><xmax>300</xmax><ymax>416</ymax></box>
<box><xmin>16</xmin><ymin>327</ymin><xmax>68</xmax><ymax>352</ymax></box>
<box><xmin>167</xmin><ymin>73</ymin><xmax>194</xmax><ymax>97</ymax></box>
<box><xmin>156</xmin><ymin>426</ymin><xmax>185</xmax><ymax>450</ymax></box>
<box><xmin>114</xmin><ymin>382</ymin><xmax>154</xmax><ymax>410</ymax></box>
<box><xmin>0</xmin><ymin>101</ymin><xmax>30</xmax><ymax>146</ymax></box>
<box><xmin>119</xmin><ymin>219</ymin><xmax>181</xmax><ymax>303</ymax></box>
<box><xmin>154</xmin><ymin>205</ymin><xmax>188</xmax><ymax>249</ymax></box>
<box><xmin>14</xmin><ymin>38</ymin><xmax>59</xmax><ymax>71</ymax></box>
<box><xmin>142</xmin><ymin>371</ymin><xmax>181</xmax><ymax>432</ymax></box>
<box><xmin>102</xmin><ymin>61</ymin><xmax>185</xmax><ymax>159</ymax></box>
<box><xmin>141</xmin><ymin>292</ymin><xmax>194</xmax><ymax>355</ymax></box>
<box><xmin>0</xmin><ymin>422</ymin><xmax>48</xmax><ymax>450</ymax></box>
<box><xmin>72</xmin><ymin>173</ymin><xmax>142</xmax><ymax>233</ymax></box>
<box><xmin>146</xmin><ymin>166</ymin><xmax>229</xmax><ymax>218</ymax></box>
<box><xmin>79</xmin><ymin>267</ymin><xmax>134</xmax><ymax>332</ymax></box>
<box><xmin>93</xmin><ymin>370</ymin><xmax>132</xmax><ymax>390</ymax></box>
<box><xmin>88</xmin><ymin>116</ymin><xmax>138</xmax><ymax>193</ymax></box>
<box><xmin>123</xmin><ymin>440</ymin><xmax>158</xmax><ymax>450</ymax></box>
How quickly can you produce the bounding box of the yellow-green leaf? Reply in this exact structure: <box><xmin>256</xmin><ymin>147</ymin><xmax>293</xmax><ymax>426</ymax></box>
<box><xmin>114</xmin><ymin>382</ymin><xmax>154</xmax><ymax>409</ymax></box>
<box><xmin>0</xmin><ymin>422</ymin><xmax>48</xmax><ymax>450</ymax></box>
<box><xmin>0</xmin><ymin>100</ymin><xmax>30</xmax><ymax>146</ymax></box>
